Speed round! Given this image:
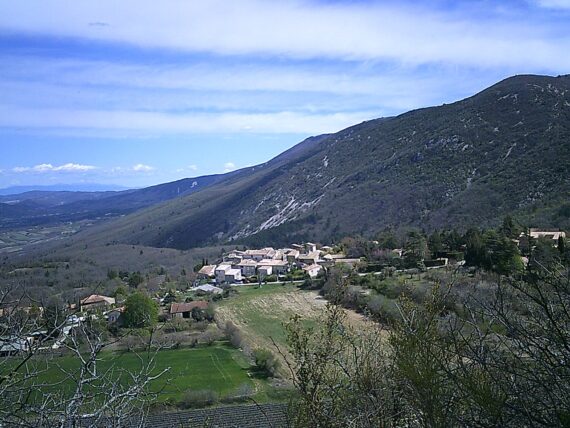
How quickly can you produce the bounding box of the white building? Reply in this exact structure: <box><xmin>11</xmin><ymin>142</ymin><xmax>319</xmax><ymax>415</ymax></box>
<box><xmin>215</xmin><ymin>264</ymin><xmax>232</xmax><ymax>283</ymax></box>
<box><xmin>236</xmin><ymin>259</ymin><xmax>258</xmax><ymax>276</ymax></box>
<box><xmin>225</xmin><ymin>268</ymin><xmax>243</xmax><ymax>283</ymax></box>
<box><xmin>258</xmin><ymin>259</ymin><xmax>288</xmax><ymax>275</ymax></box>
<box><xmin>243</xmin><ymin>248</ymin><xmax>277</xmax><ymax>261</ymax></box>
<box><xmin>304</xmin><ymin>242</ymin><xmax>317</xmax><ymax>253</ymax></box>
<box><xmin>303</xmin><ymin>264</ymin><xmax>323</xmax><ymax>278</ymax></box>
<box><xmin>258</xmin><ymin>266</ymin><xmax>273</xmax><ymax>280</ymax></box>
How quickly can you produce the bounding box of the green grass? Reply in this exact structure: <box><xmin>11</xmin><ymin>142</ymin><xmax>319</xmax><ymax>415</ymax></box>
<box><xmin>12</xmin><ymin>343</ymin><xmax>256</xmax><ymax>404</ymax></box>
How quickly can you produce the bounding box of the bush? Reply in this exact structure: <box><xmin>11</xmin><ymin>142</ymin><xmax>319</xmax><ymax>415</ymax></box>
<box><xmin>221</xmin><ymin>383</ymin><xmax>254</xmax><ymax>404</ymax></box>
<box><xmin>199</xmin><ymin>328</ymin><xmax>223</xmax><ymax>345</ymax></box>
<box><xmin>179</xmin><ymin>389</ymin><xmax>218</xmax><ymax>409</ymax></box>
<box><xmin>225</xmin><ymin>321</ymin><xmax>244</xmax><ymax>348</ymax></box>
<box><xmin>163</xmin><ymin>318</ymin><xmax>191</xmax><ymax>333</ymax></box>
<box><xmin>252</xmin><ymin>348</ymin><xmax>280</xmax><ymax>377</ymax></box>
<box><xmin>367</xmin><ymin>294</ymin><xmax>401</xmax><ymax>324</ymax></box>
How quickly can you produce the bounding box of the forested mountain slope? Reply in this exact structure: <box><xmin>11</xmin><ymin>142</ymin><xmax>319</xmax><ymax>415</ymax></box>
<box><xmin>64</xmin><ymin>74</ymin><xmax>570</xmax><ymax>249</ymax></box>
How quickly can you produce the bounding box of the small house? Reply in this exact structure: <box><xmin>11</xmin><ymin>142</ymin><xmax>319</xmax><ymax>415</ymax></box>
<box><xmin>298</xmin><ymin>251</ymin><xmax>320</xmax><ymax>265</ymax></box>
<box><xmin>0</xmin><ymin>336</ymin><xmax>32</xmax><ymax>356</ymax></box>
<box><xmin>258</xmin><ymin>266</ymin><xmax>273</xmax><ymax>280</ymax></box>
<box><xmin>80</xmin><ymin>295</ymin><xmax>115</xmax><ymax>312</ymax></box>
<box><xmin>303</xmin><ymin>264</ymin><xmax>323</xmax><ymax>278</ymax></box>
<box><xmin>284</xmin><ymin>249</ymin><xmax>300</xmax><ymax>264</ymax></box>
<box><xmin>236</xmin><ymin>259</ymin><xmax>258</xmax><ymax>277</ymax></box>
<box><xmin>225</xmin><ymin>268</ymin><xmax>243</xmax><ymax>283</ymax></box>
<box><xmin>197</xmin><ymin>265</ymin><xmax>217</xmax><ymax>280</ymax></box>
<box><xmin>170</xmin><ymin>301</ymin><xmax>209</xmax><ymax>319</ymax></box>
<box><xmin>257</xmin><ymin>259</ymin><xmax>288</xmax><ymax>275</ymax></box>
<box><xmin>215</xmin><ymin>265</ymin><xmax>232</xmax><ymax>283</ymax></box>
<box><xmin>193</xmin><ymin>284</ymin><xmax>224</xmax><ymax>295</ymax></box>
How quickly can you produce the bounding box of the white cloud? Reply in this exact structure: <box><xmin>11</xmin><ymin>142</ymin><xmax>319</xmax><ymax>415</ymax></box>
<box><xmin>223</xmin><ymin>162</ymin><xmax>236</xmax><ymax>173</ymax></box>
<box><xmin>55</xmin><ymin>163</ymin><xmax>97</xmax><ymax>171</ymax></box>
<box><xmin>0</xmin><ymin>1</ymin><xmax>568</xmax><ymax>69</ymax></box>
<box><xmin>0</xmin><ymin>107</ymin><xmax>375</xmax><ymax>135</ymax></box>
<box><xmin>11</xmin><ymin>163</ymin><xmax>96</xmax><ymax>173</ymax></box>
<box><xmin>132</xmin><ymin>163</ymin><xmax>155</xmax><ymax>172</ymax></box>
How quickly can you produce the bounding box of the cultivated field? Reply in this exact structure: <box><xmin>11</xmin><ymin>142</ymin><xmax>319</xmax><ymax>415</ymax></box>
<box><xmin>215</xmin><ymin>283</ymin><xmax>367</xmax><ymax>360</ymax></box>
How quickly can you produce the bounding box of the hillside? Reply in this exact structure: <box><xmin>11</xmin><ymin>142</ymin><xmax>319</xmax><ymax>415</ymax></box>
<box><xmin>0</xmin><ymin>174</ymin><xmax>229</xmax><ymax>230</ymax></box>
<box><xmin>51</xmin><ymin>74</ymin><xmax>570</xmax><ymax>250</ymax></box>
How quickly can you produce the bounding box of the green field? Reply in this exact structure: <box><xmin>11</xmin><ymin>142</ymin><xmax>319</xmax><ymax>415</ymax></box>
<box><xmin>16</xmin><ymin>343</ymin><xmax>257</xmax><ymax>404</ymax></box>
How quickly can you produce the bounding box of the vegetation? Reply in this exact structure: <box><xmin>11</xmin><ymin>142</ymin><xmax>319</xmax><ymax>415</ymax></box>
<box><xmin>15</xmin><ymin>74</ymin><xmax>567</xmax><ymax>251</ymax></box>
<box><xmin>123</xmin><ymin>292</ymin><xmax>159</xmax><ymax>328</ymax></box>
<box><xmin>252</xmin><ymin>348</ymin><xmax>280</xmax><ymax>378</ymax></box>
<box><xmin>285</xmin><ymin>229</ymin><xmax>570</xmax><ymax>427</ymax></box>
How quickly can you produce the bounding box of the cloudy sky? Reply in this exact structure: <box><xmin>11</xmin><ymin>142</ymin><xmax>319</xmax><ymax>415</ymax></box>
<box><xmin>1</xmin><ymin>0</ymin><xmax>569</xmax><ymax>188</ymax></box>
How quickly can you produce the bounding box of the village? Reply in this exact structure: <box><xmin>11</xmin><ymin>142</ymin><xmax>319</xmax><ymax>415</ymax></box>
<box><xmin>0</xmin><ymin>241</ymin><xmax>357</xmax><ymax>354</ymax></box>
<box><xmin>1</xmin><ymin>228</ymin><xmax>565</xmax><ymax>356</ymax></box>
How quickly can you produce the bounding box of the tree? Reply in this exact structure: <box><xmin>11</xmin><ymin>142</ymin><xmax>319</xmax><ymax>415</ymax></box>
<box><xmin>464</xmin><ymin>228</ymin><xmax>485</xmax><ymax>267</ymax></box>
<box><xmin>282</xmin><ymin>304</ymin><xmax>401</xmax><ymax>427</ymax></box>
<box><xmin>403</xmin><ymin>231</ymin><xmax>428</xmax><ymax>268</ymax></box>
<box><xmin>284</xmin><ymin>256</ymin><xmax>570</xmax><ymax>427</ymax></box>
<box><xmin>122</xmin><ymin>292</ymin><xmax>158</xmax><ymax>328</ymax></box>
<box><xmin>499</xmin><ymin>215</ymin><xmax>520</xmax><ymax>239</ymax></box>
<box><xmin>43</xmin><ymin>297</ymin><xmax>66</xmax><ymax>338</ymax></box>
<box><xmin>0</xmin><ymin>285</ymin><xmax>168</xmax><ymax>426</ymax></box>
<box><xmin>428</xmin><ymin>231</ymin><xmax>444</xmax><ymax>258</ymax></box>
<box><xmin>483</xmin><ymin>231</ymin><xmax>524</xmax><ymax>276</ymax></box>
<box><xmin>127</xmin><ymin>271</ymin><xmax>144</xmax><ymax>288</ymax></box>
<box><xmin>376</xmin><ymin>229</ymin><xmax>399</xmax><ymax>249</ymax></box>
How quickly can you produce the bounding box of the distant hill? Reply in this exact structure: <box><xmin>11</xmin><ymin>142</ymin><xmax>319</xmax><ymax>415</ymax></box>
<box><xmin>0</xmin><ymin>183</ymin><xmax>131</xmax><ymax>195</ymax></box>
<box><xmin>62</xmin><ymin>74</ymin><xmax>569</xmax><ymax>250</ymax></box>
<box><xmin>0</xmin><ymin>174</ymin><xmax>229</xmax><ymax>230</ymax></box>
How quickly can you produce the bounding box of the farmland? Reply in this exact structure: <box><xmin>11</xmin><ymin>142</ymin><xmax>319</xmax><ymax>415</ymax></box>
<box><xmin>18</xmin><ymin>344</ymin><xmax>258</xmax><ymax>404</ymax></box>
<box><xmin>215</xmin><ymin>283</ymin><xmax>366</xmax><ymax>359</ymax></box>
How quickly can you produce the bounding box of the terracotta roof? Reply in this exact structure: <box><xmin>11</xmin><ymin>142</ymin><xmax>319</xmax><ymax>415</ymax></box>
<box><xmin>170</xmin><ymin>301</ymin><xmax>208</xmax><ymax>314</ymax></box>
<box><xmin>198</xmin><ymin>265</ymin><xmax>216</xmax><ymax>276</ymax></box>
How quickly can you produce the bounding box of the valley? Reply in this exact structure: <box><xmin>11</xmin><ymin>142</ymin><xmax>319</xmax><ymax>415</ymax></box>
<box><xmin>1</xmin><ymin>73</ymin><xmax>569</xmax><ymax>427</ymax></box>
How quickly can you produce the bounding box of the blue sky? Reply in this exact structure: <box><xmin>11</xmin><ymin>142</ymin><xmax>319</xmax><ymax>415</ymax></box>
<box><xmin>1</xmin><ymin>0</ymin><xmax>569</xmax><ymax>188</ymax></box>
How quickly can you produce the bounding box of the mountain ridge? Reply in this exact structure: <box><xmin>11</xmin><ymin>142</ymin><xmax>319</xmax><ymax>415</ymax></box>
<box><xmin>17</xmin><ymin>74</ymin><xmax>570</xmax><ymax>250</ymax></box>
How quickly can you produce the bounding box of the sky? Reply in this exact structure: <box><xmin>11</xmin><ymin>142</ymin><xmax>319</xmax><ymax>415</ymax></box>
<box><xmin>0</xmin><ymin>0</ymin><xmax>569</xmax><ymax>189</ymax></box>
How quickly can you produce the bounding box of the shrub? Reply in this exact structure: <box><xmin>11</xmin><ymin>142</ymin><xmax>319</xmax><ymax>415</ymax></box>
<box><xmin>221</xmin><ymin>383</ymin><xmax>254</xmax><ymax>404</ymax></box>
<box><xmin>225</xmin><ymin>321</ymin><xmax>244</xmax><ymax>348</ymax></box>
<box><xmin>253</xmin><ymin>348</ymin><xmax>280</xmax><ymax>377</ymax></box>
<box><xmin>367</xmin><ymin>294</ymin><xmax>401</xmax><ymax>324</ymax></box>
<box><xmin>163</xmin><ymin>318</ymin><xmax>191</xmax><ymax>333</ymax></box>
<box><xmin>179</xmin><ymin>389</ymin><xmax>218</xmax><ymax>409</ymax></box>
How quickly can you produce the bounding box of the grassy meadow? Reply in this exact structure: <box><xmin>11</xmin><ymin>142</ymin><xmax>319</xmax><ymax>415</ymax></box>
<box><xmin>13</xmin><ymin>343</ymin><xmax>258</xmax><ymax>405</ymax></box>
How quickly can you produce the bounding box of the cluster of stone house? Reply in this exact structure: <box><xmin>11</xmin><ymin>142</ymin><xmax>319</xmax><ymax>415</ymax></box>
<box><xmin>197</xmin><ymin>242</ymin><xmax>352</xmax><ymax>284</ymax></box>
